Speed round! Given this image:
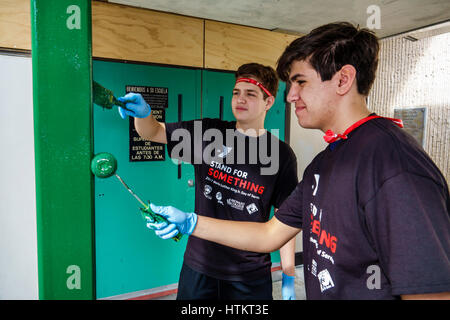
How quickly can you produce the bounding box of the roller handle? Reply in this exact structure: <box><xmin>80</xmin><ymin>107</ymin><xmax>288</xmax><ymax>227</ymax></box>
<box><xmin>140</xmin><ymin>204</ymin><xmax>183</xmax><ymax>242</ymax></box>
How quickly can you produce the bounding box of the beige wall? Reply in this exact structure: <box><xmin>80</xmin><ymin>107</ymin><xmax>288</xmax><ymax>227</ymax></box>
<box><xmin>369</xmin><ymin>30</ymin><xmax>450</xmax><ymax>182</ymax></box>
<box><xmin>289</xmin><ymin>109</ymin><xmax>328</xmax><ymax>252</ymax></box>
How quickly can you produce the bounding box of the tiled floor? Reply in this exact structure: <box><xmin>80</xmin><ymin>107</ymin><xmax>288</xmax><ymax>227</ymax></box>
<box><xmin>152</xmin><ymin>265</ymin><xmax>306</xmax><ymax>300</ymax></box>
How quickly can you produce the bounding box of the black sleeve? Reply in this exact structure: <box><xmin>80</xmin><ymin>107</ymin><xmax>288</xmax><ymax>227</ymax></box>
<box><xmin>274</xmin><ymin>180</ymin><xmax>304</xmax><ymax>229</ymax></box>
<box><xmin>364</xmin><ymin>172</ymin><xmax>450</xmax><ymax>296</ymax></box>
<box><xmin>271</xmin><ymin>148</ymin><xmax>298</xmax><ymax>209</ymax></box>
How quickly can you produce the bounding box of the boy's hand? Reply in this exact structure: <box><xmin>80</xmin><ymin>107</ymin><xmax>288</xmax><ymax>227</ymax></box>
<box><xmin>146</xmin><ymin>204</ymin><xmax>198</xmax><ymax>239</ymax></box>
<box><xmin>117</xmin><ymin>93</ymin><xmax>151</xmax><ymax>119</ymax></box>
<box><xmin>282</xmin><ymin>273</ymin><xmax>296</xmax><ymax>300</ymax></box>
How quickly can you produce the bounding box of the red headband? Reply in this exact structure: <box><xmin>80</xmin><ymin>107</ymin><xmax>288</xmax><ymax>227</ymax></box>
<box><xmin>235</xmin><ymin>78</ymin><xmax>273</xmax><ymax>97</ymax></box>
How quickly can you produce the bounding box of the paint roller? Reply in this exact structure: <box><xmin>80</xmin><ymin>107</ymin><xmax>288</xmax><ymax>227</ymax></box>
<box><xmin>91</xmin><ymin>152</ymin><xmax>182</xmax><ymax>242</ymax></box>
<box><xmin>93</xmin><ymin>81</ymin><xmax>132</xmax><ymax>111</ymax></box>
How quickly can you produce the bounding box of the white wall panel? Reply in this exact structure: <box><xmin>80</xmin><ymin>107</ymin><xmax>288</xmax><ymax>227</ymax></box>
<box><xmin>0</xmin><ymin>53</ymin><xmax>38</xmax><ymax>299</ymax></box>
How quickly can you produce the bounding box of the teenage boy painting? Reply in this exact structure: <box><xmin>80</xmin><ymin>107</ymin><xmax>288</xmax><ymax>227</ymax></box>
<box><xmin>144</xmin><ymin>22</ymin><xmax>450</xmax><ymax>300</ymax></box>
<box><xmin>118</xmin><ymin>63</ymin><xmax>299</xmax><ymax>300</ymax></box>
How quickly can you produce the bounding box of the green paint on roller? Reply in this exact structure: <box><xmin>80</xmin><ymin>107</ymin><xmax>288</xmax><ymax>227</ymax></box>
<box><xmin>91</xmin><ymin>152</ymin><xmax>117</xmax><ymax>178</ymax></box>
<box><xmin>93</xmin><ymin>81</ymin><xmax>129</xmax><ymax>110</ymax></box>
<box><xmin>90</xmin><ymin>152</ymin><xmax>182</xmax><ymax>242</ymax></box>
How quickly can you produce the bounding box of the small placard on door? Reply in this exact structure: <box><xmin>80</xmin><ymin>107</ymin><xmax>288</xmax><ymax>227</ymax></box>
<box><xmin>126</xmin><ymin>85</ymin><xmax>168</xmax><ymax>162</ymax></box>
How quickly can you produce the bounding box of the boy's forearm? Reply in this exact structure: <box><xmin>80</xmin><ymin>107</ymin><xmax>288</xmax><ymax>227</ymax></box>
<box><xmin>279</xmin><ymin>237</ymin><xmax>296</xmax><ymax>276</ymax></box>
<box><xmin>134</xmin><ymin>112</ymin><xmax>166</xmax><ymax>143</ymax></box>
<box><xmin>191</xmin><ymin>215</ymin><xmax>300</xmax><ymax>254</ymax></box>
<box><xmin>192</xmin><ymin>216</ymin><xmax>274</xmax><ymax>252</ymax></box>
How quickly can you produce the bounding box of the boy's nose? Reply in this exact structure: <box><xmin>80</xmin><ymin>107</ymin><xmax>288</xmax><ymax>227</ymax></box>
<box><xmin>286</xmin><ymin>86</ymin><xmax>299</xmax><ymax>103</ymax></box>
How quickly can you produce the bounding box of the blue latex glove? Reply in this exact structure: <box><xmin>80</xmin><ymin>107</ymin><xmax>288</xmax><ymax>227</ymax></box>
<box><xmin>117</xmin><ymin>92</ymin><xmax>151</xmax><ymax>119</ymax></box>
<box><xmin>282</xmin><ymin>273</ymin><xmax>296</xmax><ymax>300</ymax></box>
<box><xmin>146</xmin><ymin>204</ymin><xmax>198</xmax><ymax>239</ymax></box>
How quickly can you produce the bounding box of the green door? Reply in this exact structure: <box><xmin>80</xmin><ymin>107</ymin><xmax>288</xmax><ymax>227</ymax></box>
<box><xmin>201</xmin><ymin>70</ymin><xmax>289</xmax><ymax>264</ymax></box>
<box><xmin>93</xmin><ymin>60</ymin><xmax>200</xmax><ymax>298</ymax></box>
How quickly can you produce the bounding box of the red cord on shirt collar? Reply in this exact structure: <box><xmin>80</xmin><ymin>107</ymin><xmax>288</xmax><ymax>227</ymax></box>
<box><xmin>323</xmin><ymin>115</ymin><xmax>404</xmax><ymax>143</ymax></box>
<box><xmin>235</xmin><ymin>78</ymin><xmax>273</xmax><ymax>97</ymax></box>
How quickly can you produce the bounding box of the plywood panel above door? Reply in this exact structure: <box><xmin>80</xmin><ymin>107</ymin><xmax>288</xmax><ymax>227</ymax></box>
<box><xmin>2</xmin><ymin>1</ymin><xmax>298</xmax><ymax>70</ymax></box>
<box><xmin>92</xmin><ymin>1</ymin><xmax>204</xmax><ymax>67</ymax></box>
<box><xmin>204</xmin><ymin>20</ymin><xmax>299</xmax><ymax>71</ymax></box>
<box><xmin>0</xmin><ymin>0</ymin><xmax>31</xmax><ymax>50</ymax></box>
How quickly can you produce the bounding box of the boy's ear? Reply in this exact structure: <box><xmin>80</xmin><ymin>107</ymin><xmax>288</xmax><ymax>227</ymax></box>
<box><xmin>336</xmin><ymin>64</ymin><xmax>357</xmax><ymax>95</ymax></box>
<box><xmin>265</xmin><ymin>95</ymin><xmax>275</xmax><ymax>111</ymax></box>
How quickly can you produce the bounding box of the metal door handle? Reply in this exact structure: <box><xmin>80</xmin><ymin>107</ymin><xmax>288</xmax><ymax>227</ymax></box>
<box><xmin>219</xmin><ymin>96</ymin><xmax>224</xmax><ymax>120</ymax></box>
<box><xmin>187</xmin><ymin>179</ymin><xmax>194</xmax><ymax>187</ymax></box>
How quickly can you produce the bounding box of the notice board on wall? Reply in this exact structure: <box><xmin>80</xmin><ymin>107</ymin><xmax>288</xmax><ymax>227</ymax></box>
<box><xmin>394</xmin><ymin>107</ymin><xmax>427</xmax><ymax>146</ymax></box>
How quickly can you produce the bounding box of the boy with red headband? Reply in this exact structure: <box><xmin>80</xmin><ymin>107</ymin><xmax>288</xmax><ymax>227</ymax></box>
<box><xmin>118</xmin><ymin>63</ymin><xmax>299</xmax><ymax>300</ymax></box>
<box><xmin>144</xmin><ymin>22</ymin><xmax>450</xmax><ymax>300</ymax></box>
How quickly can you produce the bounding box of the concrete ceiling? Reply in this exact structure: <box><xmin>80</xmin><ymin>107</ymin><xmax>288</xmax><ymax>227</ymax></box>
<box><xmin>106</xmin><ymin>0</ymin><xmax>450</xmax><ymax>38</ymax></box>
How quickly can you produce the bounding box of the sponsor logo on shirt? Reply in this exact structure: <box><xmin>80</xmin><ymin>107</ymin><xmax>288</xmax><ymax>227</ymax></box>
<box><xmin>215</xmin><ymin>191</ymin><xmax>224</xmax><ymax>205</ymax></box>
<box><xmin>246</xmin><ymin>203</ymin><xmax>259</xmax><ymax>215</ymax></box>
<box><xmin>318</xmin><ymin>269</ymin><xmax>335</xmax><ymax>292</ymax></box>
<box><xmin>311</xmin><ymin>259</ymin><xmax>318</xmax><ymax>277</ymax></box>
<box><xmin>204</xmin><ymin>184</ymin><xmax>212</xmax><ymax>200</ymax></box>
<box><xmin>227</xmin><ymin>198</ymin><xmax>245</xmax><ymax>211</ymax></box>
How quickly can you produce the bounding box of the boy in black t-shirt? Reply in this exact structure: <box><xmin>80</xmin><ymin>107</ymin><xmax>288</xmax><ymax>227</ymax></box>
<box><xmin>144</xmin><ymin>22</ymin><xmax>450</xmax><ymax>300</ymax></box>
<box><xmin>118</xmin><ymin>63</ymin><xmax>298</xmax><ymax>299</ymax></box>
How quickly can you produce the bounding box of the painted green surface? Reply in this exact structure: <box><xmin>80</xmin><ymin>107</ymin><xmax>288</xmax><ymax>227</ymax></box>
<box><xmin>93</xmin><ymin>60</ymin><xmax>200</xmax><ymax>298</ymax></box>
<box><xmin>31</xmin><ymin>0</ymin><xmax>95</xmax><ymax>299</ymax></box>
<box><xmin>201</xmin><ymin>70</ymin><xmax>235</xmax><ymax>121</ymax></box>
<box><xmin>201</xmin><ymin>70</ymin><xmax>288</xmax><ymax>264</ymax></box>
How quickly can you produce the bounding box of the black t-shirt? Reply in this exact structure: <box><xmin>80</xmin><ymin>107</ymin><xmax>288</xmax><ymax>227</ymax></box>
<box><xmin>166</xmin><ymin>118</ymin><xmax>298</xmax><ymax>281</ymax></box>
<box><xmin>276</xmin><ymin>116</ymin><xmax>450</xmax><ymax>299</ymax></box>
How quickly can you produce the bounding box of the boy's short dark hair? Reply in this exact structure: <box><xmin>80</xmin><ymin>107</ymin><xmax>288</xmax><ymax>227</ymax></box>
<box><xmin>235</xmin><ymin>63</ymin><xmax>279</xmax><ymax>99</ymax></box>
<box><xmin>277</xmin><ymin>22</ymin><xmax>379</xmax><ymax>96</ymax></box>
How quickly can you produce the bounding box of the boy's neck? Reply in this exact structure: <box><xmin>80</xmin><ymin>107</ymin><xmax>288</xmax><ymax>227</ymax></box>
<box><xmin>327</xmin><ymin>96</ymin><xmax>371</xmax><ymax>134</ymax></box>
<box><xmin>235</xmin><ymin>120</ymin><xmax>266</xmax><ymax>137</ymax></box>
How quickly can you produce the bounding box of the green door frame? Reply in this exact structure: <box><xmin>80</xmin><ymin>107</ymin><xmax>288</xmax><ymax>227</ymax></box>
<box><xmin>31</xmin><ymin>0</ymin><xmax>95</xmax><ymax>299</ymax></box>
